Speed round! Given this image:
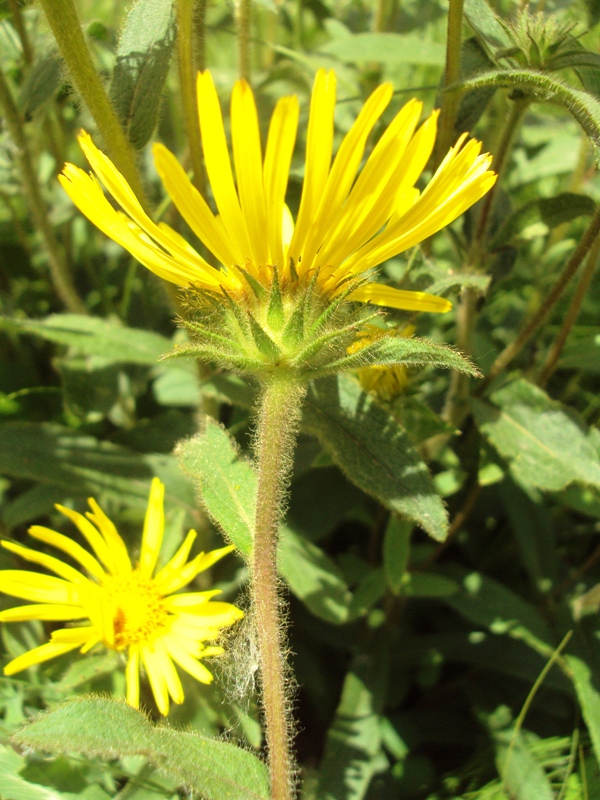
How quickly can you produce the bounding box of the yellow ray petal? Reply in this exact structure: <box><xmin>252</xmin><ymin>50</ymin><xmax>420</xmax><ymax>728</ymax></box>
<box><xmin>163</xmin><ymin>590</ymin><xmax>222</xmax><ymax>611</ymax></box>
<box><xmin>287</xmin><ymin>69</ymin><xmax>336</xmax><ymax>273</ymax></box>
<box><xmin>2</xmin><ymin>540</ymin><xmax>90</xmax><ymax>586</ymax></box>
<box><xmin>231</xmin><ymin>79</ymin><xmax>269</xmax><ymax>267</ymax></box>
<box><xmin>153</xmin><ymin>142</ymin><xmax>241</xmax><ymax>269</ymax></box>
<box><xmin>164</xmin><ymin>636</ymin><xmax>214</xmax><ymax>684</ymax></box>
<box><xmin>317</xmin><ymin>99</ymin><xmax>423</xmax><ymax>270</ymax></box>
<box><xmin>0</xmin><ymin>569</ymin><xmax>81</xmax><ymax>605</ymax></box>
<box><xmin>3</xmin><ymin>641</ymin><xmax>80</xmax><ymax>676</ymax></box>
<box><xmin>196</xmin><ymin>71</ymin><xmax>252</xmax><ymax>264</ymax></box>
<box><xmin>86</xmin><ymin>498</ymin><xmax>132</xmax><ymax>574</ymax></box>
<box><xmin>156</xmin><ymin>544</ymin><xmax>235</xmax><ymax>596</ymax></box>
<box><xmin>299</xmin><ymin>82</ymin><xmax>394</xmax><ymax>274</ymax></box>
<box><xmin>348</xmin><ymin>283</ymin><xmax>452</xmax><ymax>313</ymax></box>
<box><xmin>28</xmin><ymin>526</ymin><xmax>106</xmax><ymax>582</ymax></box>
<box><xmin>152</xmin><ymin>639</ymin><xmax>184</xmax><ymax>704</ymax></box>
<box><xmin>126</xmin><ymin>645</ymin><xmax>140</xmax><ymax>708</ymax></box>
<box><xmin>141</xmin><ymin>644</ymin><xmax>170</xmax><ymax>716</ymax></box>
<box><xmin>51</xmin><ymin>626</ymin><xmax>96</xmax><ymax>644</ymax></box>
<box><xmin>77</xmin><ymin>132</ymin><xmax>217</xmax><ymax>279</ymax></box>
<box><xmin>139</xmin><ymin>477</ymin><xmax>164</xmax><ymax>578</ymax></box>
<box><xmin>0</xmin><ymin>603</ymin><xmax>86</xmax><ymax>622</ymax></box>
<box><xmin>59</xmin><ymin>167</ymin><xmax>223</xmax><ymax>289</ymax></box>
<box><xmin>55</xmin><ymin>504</ymin><xmax>115</xmax><ymax>573</ymax></box>
<box><xmin>264</xmin><ymin>95</ymin><xmax>299</xmax><ymax>270</ymax></box>
<box><xmin>153</xmin><ymin>530</ymin><xmax>197</xmax><ymax>586</ymax></box>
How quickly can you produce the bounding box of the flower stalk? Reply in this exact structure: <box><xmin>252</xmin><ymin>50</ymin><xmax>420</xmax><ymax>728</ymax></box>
<box><xmin>0</xmin><ymin>69</ymin><xmax>85</xmax><ymax>314</ymax></box>
<box><xmin>435</xmin><ymin>0</ymin><xmax>465</xmax><ymax>165</ymax></box>
<box><xmin>252</xmin><ymin>376</ymin><xmax>307</xmax><ymax>800</ymax></box>
<box><xmin>177</xmin><ymin>0</ymin><xmax>205</xmax><ymax>193</ymax></box>
<box><xmin>38</xmin><ymin>0</ymin><xmax>148</xmax><ymax>209</ymax></box>
<box><xmin>236</xmin><ymin>0</ymin><xmax>253</xmax><ymax>82</ymax></box>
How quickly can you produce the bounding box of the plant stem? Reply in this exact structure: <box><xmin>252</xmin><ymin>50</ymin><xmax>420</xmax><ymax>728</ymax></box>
<box><xmin>194</xmin><ymin>0</ymin><xmax>208</xmax><ymax>72</ymax></box>
<box><xmin>236</xmin><ymin>0</ymin><xmax>252</xmax><ymax>82</ymax></box>
<box><xmin>537</xmin><ymin>231</ymin><xmax>600</xmax><ymax>387</ymax></box>
<box><xmin>0</xmin><ymin>69</ymin><xmax>86</xmax><ymax>314</ymax></box>
<box><xmin>442</xmin><ymin>96</ymin><xmax>528</xmax><ymax>427</ymax></box>
<box><xmin>471</xmin><ymin>96</ymin><xmax>529</xmax><ymax>256</ymax></box>
<box><xmin>38</xmin><ymin>0</ymin><xmax>148</xmax><ymax>208</ymax></box>
<box><xmin>435</xmin><ymin>0</ymin><xmax>465</xmax><ymax>165</ymax></box>
<box><xmin>477</xmin><ymin>204</ymin><xmax>600</xmax><ymax>395</ymax></box>
<box><xmin>177</xmin><ymin>0</ymin><xmax>205</xmax><ymax>193</ymax></box>
<box><xmin>8</xmin><ymin>0</ymin><xmax>34</xmax><ymax>63</ymax></box>
<box><xmin>252</xmin><ymin>376</ymin><xmax>306</xmax><ymax>800</ymax></box>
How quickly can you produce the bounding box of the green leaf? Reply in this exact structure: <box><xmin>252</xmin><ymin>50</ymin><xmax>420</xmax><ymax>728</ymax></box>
<box><xmin>0</xmin><ymin>421</ymin><xmax>195</xmax><ymax>513</ymax></box>
<box><xmin>177</xmin><ymin>420</ymin><xmax>354</xmax><ymax>621</ymax></box>
<box><xmin>491</xmin><ymin>193</ymin><xmax>596</xmax><ymax>248</ymax></box>
<box><xmin>441</xmin><ymin>565</ymin><xmax>554</xmax><ymax>647</ymax></box>
<box><xmin>316</xmin><ymin>652</ymin><xmax>388</xmax><ymax>800</ymax></box>
<box><xmin>424</xmin><ymin>271</ymin><xmax>491</xmax><ymax>297</ymax></box>
<box><xmin>109</xmin><ymin>0</ymin><xmax>177</xmax><ymax>149</ymax></box>
<box><xmin>0</xmin><ymin>315</ymin><xmax>170</xmax><ymax>366</ymax></box>
<box><xmin>303</xmin><ymin>376</ymin><xmax>449</xmax><ymax>541</ymax></box>
<box><xmin>17</xmin><ymin>51</ymin><xmax>62</xmax><ymax>117</ymax></box>
<box><xmin>559</xmin><ymin>333</ymin><xmax>600</xmax><ymax>372</ymax></box>
<box><xmin>12</xmin><ymin>697</ymin><xmax>270</xmax><ymax>800</ymax></box>
<box><xmin>405</xmin><ymin>572</ymin><xmax>459</xmax><ymax>597</ymax></box>
<box><xmin>455</xmin><ymin>37</ymin><xmax>498</xmax><ymax>132</ymax></box>
<box><xmin>0</xmin><ymin>743</ymin><xmax>76</xmax><ymax>800</ymax></box>
<box><xmin>463</xmin><ymin>0</ymin><xmax>512</xmax><ymax>50</ymax></box>
<box><xmin>473</xmin><ymin>379</ymin><xmax>600</xmax><ymax>497</ymax></box>
<box><xmin>176</xmin><ymin>420</ymin><xmax>256</xmax><ymax>558</ymax></box>
<box><xmin>279</xmin><ymin>526</ymin><xmax>353</xmax><ymax>624</ymax></box>
<box><xmin>494</xmin><ymin>730</ymin><xmax>555</xmax><ymax>800</ymax></box>
<box><xmin>383</xmin><ymin>517</ymin><xmax>412</xmax><ymax>595</ymax></box>
<box><xmin>567</xmin><ymin>655</ymin><xmax>600</xmax><ymax>770</ymax></box>
<box><xmin>318</xmin><ymin>32</ymin><xmax>445</xmax><ymax>66</ymax></box>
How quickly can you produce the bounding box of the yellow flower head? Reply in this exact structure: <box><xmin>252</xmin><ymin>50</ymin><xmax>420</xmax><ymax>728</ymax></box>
<box><xmin>348</xmin><ymin>323</ymin><xmax>416</xmax><ymax>400</ymax></box>
<box><xmin>0</xmin><ymin>478</ymin><xmax>243</xmax><ymax>716</ymax></box>
<box><xmin>59</xmin><ymin>70</ymin><xmax>496</xmax><ymax>316</ymax></box>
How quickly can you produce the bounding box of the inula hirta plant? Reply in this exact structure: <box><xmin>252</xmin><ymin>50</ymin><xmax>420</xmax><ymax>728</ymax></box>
<box><xmin>52</xmin><ymin>69</ymin><xmax>496</xmax><ymax>800</ymax></box>
<box><xmin>60</xmin><ymin>69</ymin><xmax>495</xmax><ymax>380</ymax></box>
<box><xmin>0</xmin><ymin>478</ymin><xmax>243</xmax><ymax>716</ymax></box>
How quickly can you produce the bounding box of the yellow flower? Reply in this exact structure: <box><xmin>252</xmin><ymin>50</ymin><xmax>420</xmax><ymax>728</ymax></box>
<box><xmin>348</xmin><ymin>324</ymin><xmax>415</xmax><ymax>400</ymax></box>
<box><xmin>0</xmin><ymin>478</ymin><xmax>243</xmax><ymax>716</ymax></box>
<box><xmin>59</xmin><ymin>70</ymin><xmax>495</xmax><ymax>315</ymax></box>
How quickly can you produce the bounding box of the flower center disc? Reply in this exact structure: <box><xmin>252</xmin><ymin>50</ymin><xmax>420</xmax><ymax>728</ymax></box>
<box><xmin>102</xmin><ymin>570</ymin><xmax>168</xmax><ymax>650</ymax></box>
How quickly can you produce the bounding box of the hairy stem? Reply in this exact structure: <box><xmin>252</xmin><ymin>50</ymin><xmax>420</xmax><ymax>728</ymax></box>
<box><xmin>435</xmin><ymin>0</ymin><xmax>465</xmax><ymax>164</ymax></box>
<box><xmin>38</xmin><ymin>0</ymin><xmax>148</xmax><ymax>208</ymax></box>
<box><xmin>8</xmin><ymin>0</ymin><xmax>34</xmax><ymax>63</ymax></box>
<box><xmin>194</xmin><ymin>0</ymin><xmax>208</xmax><ymax>72</ymax></box>
<box><xmin>0</xmin><ymin>69</ymin><xmax>86</xmax><ymax>313</ymax></box>
<box><xmin>252</xmin><ymin>377</ymin><xmax>306</xmax><ymax>800</ymax></box>
<box><xmin>477</xmin><ymin>204</ymin><xmax>600</xmax><ymax>395</ymax></box>
<box><xmin>177</xmin><ymin>0</ymin><xmax>205</xmax><ymax>193</ymax></box>
<box><xmin>537</xmin><ymin>231</ymin><xmax>600</xmax><ymax>387</ymax></box>
<box><xmin>236</xmin><ymin>0</ymin><xmax>252</xmax><ymax>82</ymax></box>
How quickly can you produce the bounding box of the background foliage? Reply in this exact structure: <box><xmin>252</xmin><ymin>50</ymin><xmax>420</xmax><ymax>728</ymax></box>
<box><xmin>2</xmin><ymin>0</ymin><xmax>600</xmax><ymax>798</ymax></box>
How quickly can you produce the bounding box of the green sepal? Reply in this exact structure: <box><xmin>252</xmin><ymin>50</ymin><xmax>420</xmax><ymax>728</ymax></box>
<box><xmin>267</xmin><ymin>268</ymin><xmax>285</xmax><ymax>331</ymax></box>
<box><xmin>281</xmin><ymin>298</ymin><xmax>306</xmax><ymax>347</ymax></box>
<box><xmin>175</xmin><ymin>320</ymin><xmax>243</xmax><ymax>358</ymax></box>
<box><xmin>306</xmin><ymin>277</ymin><xmax>365</xmax><ymax>339</ymax></box>
<box><xmin>293</xmin><ymin>313</ymin><xmax>378</xmax><ymax>371</ymax></box>
<box><xmin>233</xmin><ymin>266</ymin><xmax>268</xmax><ymax>301</ymax></box>
<box><xmin>248</xmin><ymin>314</ymin><xmax>281</xmax><ymax>360</ymax></box>
<box><xmin>311</xmin><ymin>336</ymin><xmax>481</xmax><ymax>379</ymax></box>
<box><xmin>220</xmin><ymin>288</ymin><xmax>252</xmax><ymax>336</ymax></box>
